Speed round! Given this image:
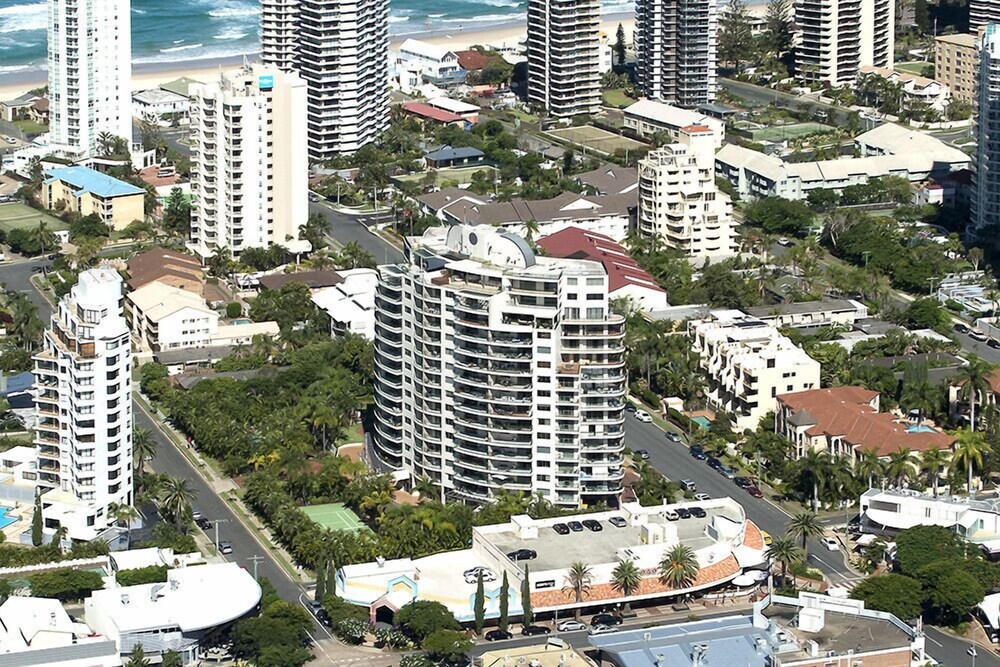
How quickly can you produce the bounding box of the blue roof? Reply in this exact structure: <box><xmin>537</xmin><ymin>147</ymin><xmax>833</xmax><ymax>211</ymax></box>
<box><xmin>0</xmin><ymin>371</ymin><xmax>34</xmax><ymax>397</ymax></box>
<box><xmin>425</xmin><ymin>145</ymin><xmax>485</xmax><ymax>161</ymax></box>
<box><xmin>44</xmin><ymin>166</ymin><xmax>145</xmax><ymax>199</ymax></box>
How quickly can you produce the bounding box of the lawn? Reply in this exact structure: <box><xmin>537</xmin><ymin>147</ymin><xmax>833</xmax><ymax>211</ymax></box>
<box><xmin>13</xmin><ymin>120</ymin><xmax>48</xmax><ymax>135</ymax></box>
<box><xmin>602</xmin><ymin>88</ymin><xmax>637</xmax><ymax>109</ymax></box>
<box><xmin>546</xmin><ymin>125</ymin><xmax>646</xmax><ymax>155</ymax></box>
<box><xmin>750</xmin><ymin>122</ymin><xmax>836</xmax><ymax>142</ymax></box>
<box><xmin>394</xmin><ymin>165</ymin><xmax>498</xmax><ymax>187</ymax></box>
<box><xmin>0</xmin><ymin>203</ymin><xmax>67</xmax><ymax>233</ymax></box>
<box><xmin>895</xmin><ymin>61</ymin><xmax>931</xmax><ymax>75</ymax></box>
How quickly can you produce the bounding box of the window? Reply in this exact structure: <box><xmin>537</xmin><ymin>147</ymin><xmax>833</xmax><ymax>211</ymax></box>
<box><xmin>586</xmin><ymin>307</ymin><xmax>604</xmax><ymax>320</ymax></box>
<box><xmin>586</xmin><ymin>277</ymin><xmax>603</xmax><ymax>286</ymax></box>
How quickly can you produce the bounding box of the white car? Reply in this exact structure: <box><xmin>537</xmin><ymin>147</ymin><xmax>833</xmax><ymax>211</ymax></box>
<box><xmin>778</xmin><ymin>237</ymin><xmax>791</xmax><ymax>246</ymax></box>
<box><xmin>463</xmin><ymin>567</ymin><xmax>497</xmax><ymax>584</ymax></box>
<box><xmin>821</xmin><ymin>536</ymin><xmax>839</xmax><ymax>552</ymax></box>
<box><xmin>556</xmin><ymin>620</ymin><xmax>587</xmax><ymax>632</ymax></box>
<box><xmin>635</xmin><ymin>410</ymin><xmax>653</xmax><ymax>423</ymax></box>
<box><xmin>694</xmin><ymin>493</ymin><xmax>711</xmax><ymax>501</ymax></box>
<box><xmin>589</xmin><ymin>625</ymin><xmax>618</xmax><ymax>636</ymax></box>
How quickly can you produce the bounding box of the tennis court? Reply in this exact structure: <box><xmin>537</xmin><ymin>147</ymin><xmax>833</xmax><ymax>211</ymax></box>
<box><xmin>749</xmin><ymin>122</ymin><xmax>835</xmax><ymax>142</ymax></box>
<box><xmin>301</xmin><ymin>502</ymin><xmax>367</xmax><ymax>532</ymax></box>
<box><xmin>0</xmin><ymin>203</ymin><xmax>67</xmax><ymax>233</ymax></box>
<box><xmin>546</xmin><ymin>125</ymin><xmax>646</xmax><ymax>155</ymax></box>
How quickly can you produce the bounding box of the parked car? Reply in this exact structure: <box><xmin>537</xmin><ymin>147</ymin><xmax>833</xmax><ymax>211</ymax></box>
<box><xmin>196</xmin><ymin>517</ymin><xmax>212</xmax><ymax>531</ymax></box>
<box><xmin>635</xmin><ymin>410</ymin><xmax>653</xmax><ymax>423</ymax></box>
<box><xmin>707</xmin><ymin>457</ymin><xmax>722</xmax><ymax>470</ymax></box>
<box><xmin>778</xmin><ymin>237</ymin><xmax>791</xmax><ymax>246</ymax></box>
<box><xmin>553</xmin><ymin>523</ymin><xmax>570</xmax><ymax>535</ymax></box>
<box><xmin>717</xmin><ymin>465</ymin><xmax>736</xmax><ymax>479</ymax></box>
<box><xmin>522</xmin><ymin>625</ymin><xmax>552</xmax><ymax>636</ymax></box>
<box><xmin>308</xmin><ymin>192</ymin><xmax>321</xmax><ymax>202</ymax></box>
<box><xmin>663</xmin><ymin>508</ymin><xmax>679</xmax><ymax>521</ymax></box>
<box><xmin>568</xmin><ymin>521</ymin><xmax>584</xmax><ymax>532</ymax></box>
<box><xmin>507</xmin><ymin>549</ymin><xmax>537</xmax><ymax>561</ymax></box>
<box><xmin>680</xmin><ymin>479</ymin><xmax>697</xmax><ymax>492</ymax></box>
<box><xmin>747</xmin><ymin>486</ymin><xmax>764</xmax><ymax>498</ymax></box>
<box><xmin>582</xmin><ymin>519</ymin><xmax>603</xmax><ymax>532</ymax></box>
<box><xmin>589</xmin><ymin>625</ymin><xmax>619</xmax><ymax>636</ymax></box>
<box><xmin>971</xmin><ymin>330</ymin><xmax>989</xmax><ymax>342</ymax></box>
<box><xmin>218</xmin><ymin>541</ymin><xmax>233</xmax><ymax>555</ymax></box>
<box><xmin>609</xmin><ymin>516</ymin><xmax>627</xmax><ymax>528</ymax></box>
<box><xmin>307</xmin><ymin>599</ymin><xmax>331</xmax><ymax>625</ymax></box>
<box><xmin>665</xmin><ymin>432</ymin><xmax>682</xmax><ymax>443</ymax></box>
<box><xmin>625</xmin><ymin>403</ymin><xmax>636</xmax><ymax>412</ymax></box>
<box><xmin>591</xmin><ymin>614</ymin><xmax>623</xmax><ymax>627</ymax></box>
<box><xmin>557</xmin><ymin>620</ymin><xmax>587</xmax><ymax>632</ymax></box>
<box><xmin>734</xmin><ymin>477</ymin><xmax>752</xmax><ymax>489</ymax></box>
<box><xmin>761</xmin><ymin>530</ymin><xmax>773</xmax><ymax>546</ymax></box>
<box><xmin>822</xmin><ymin>536</ymin><xmax>839</xmax><ymax>551</ymax></box>
<box><xmin>485</xmin><ymin>630</ymin><xmax>514</xmax><ymax>641</ymax></box>
<box><xmin>689</xmin><ymin>506</ymin><xmax>707</xmax><ymax>518</ymax></box>
<box><xmin>634</xmin><ymin>449</ymin><xmax>650</xmax><ymax>460</ymax></box>
<box><xmin>464</xmin><ymin>567</ymin><xmax>497</xmax><ymax>583</ymax></box>
<box><xmin>990</xmin><ymin>339</ymin><xmax>1000</xmax><ymax>350</ymax></box>
<box><xmin>954</xmin><ymin>323</ymin><xmax>970</xmax><ymax>334</ymax></box>
<box><xmin>694</xmin><ymin>493</ymin><xmax>711</xmax><ymax>501</ymax></box>
<box><xmin>689</xmin><ymin>446</ymin><xmax>707</xmax><ymax>460</ymax></box>
<box><xmin>676</xmin><ymin>508</ymin><xmax>692</xmax><ymax>519</ymax></box>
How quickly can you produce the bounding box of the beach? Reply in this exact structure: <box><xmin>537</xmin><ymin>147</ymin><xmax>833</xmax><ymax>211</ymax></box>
<box><xmin>0</xmin><ymin>14</ymin><xmax>636</xmax><ymax>101</ymax></box>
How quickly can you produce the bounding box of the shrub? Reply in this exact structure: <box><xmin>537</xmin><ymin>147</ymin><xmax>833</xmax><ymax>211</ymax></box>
<box><xmin>336</xmin><ymin>618</ymin><xmax>372</xmax><ymax>644</ymax></box>
<box><xmin>116</xmin><ymin>565</ymin><xmax>168</xmax><ymax>586</ymax></box>
<box><xmin>226</xmin><ymin>301</ymin><xmax>243</xmax><ymax>319</ymax></box>
<box><xmin>30</xmin><ymin>569</ymin><xmax>104</xmax><ymax>601</ymax></box>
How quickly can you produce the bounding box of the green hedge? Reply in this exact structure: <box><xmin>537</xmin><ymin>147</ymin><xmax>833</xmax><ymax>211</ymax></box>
<box><xmin>667</xmin><ymin>408</ymin><xmax>696</xmax><ymax>432</ymax></box>
<box><xmin>116</xmin><ymin>565</ymin><xmax>168</xmax><ymax>586</ymax></box>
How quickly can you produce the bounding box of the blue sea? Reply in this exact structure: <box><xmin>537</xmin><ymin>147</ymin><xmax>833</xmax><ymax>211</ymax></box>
<box><xmin>0</xmin><ymin>0</ymin><xmax>635</xmax><ymax>76</ymax></box>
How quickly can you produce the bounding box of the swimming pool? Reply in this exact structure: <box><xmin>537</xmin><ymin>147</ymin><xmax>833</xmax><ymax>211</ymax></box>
<box><xmin>692</xmin><ymin>416</ymin><xmax>711</xmax><ymax>430</ymax></box>
<box><xmin>232</xmin><ymin>319</ymin><xmax>252</xmax><ymax>325</ymax></box>
<box><xmin>0</xmin><ymin>507</ymin><xmax>17</xmax><ymax>530</ymax></box>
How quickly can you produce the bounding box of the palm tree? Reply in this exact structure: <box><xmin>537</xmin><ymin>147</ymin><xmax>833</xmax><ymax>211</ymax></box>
<box><xmin>885</xmin><ymin>447</ymin><xmax>917</xmax><ymax>488</ymax></box>
<box><xmin>359</xmin><ymin>489</ymin><xmax>393</xmax><ymax>520</ymax></box>
<box><xmin>658</xmin><ymin>544</ymin><xmax>699</xmax><ymax>590</ymax></box>
<box><xmin>766</xmin><ymin>535</ymin><xmax>802</xmax><ymax>585</ymax></box>
<box><xmin>158</xmin><ymin>477</ymin><xmax>196</xmax><ymax>531</ymax></box>
<box><xmin>798</xmin><ymin>449</ymin><xmax>831</xmax><ymax>511</ymax></box>
<box><xmin>953</xmin><ymin>428</ymin><xmax>991</xmax><ymax>496</ymax></box>
<box><xmin>855</xmin><ymin>450</ymin><xmax>885</xmax><ymax>490</ymax></box>
<box><xmin>920</xmin><ymin>447</ymin><xmax>950</xmax><ymax>497</ymax></box>
<box><xmin>522</xmin><ymin>219</ymin><xmax>540</xmax><ymax>243</ymax></box>
<box><xmin>207</xmin><ymin>246</ymin><xmax>232</xmax><ymax>279</ymax></box>
<box><xmin>611</xmin><ymin>559</ymin><xmax>642</xmax><ymax>611</ymax></box>
<box><xmin>29</xmin><ymin>220</ymin><xmax>56</xmax><ymax>262</ymax></box>
<box><xmin>108</xmin><ymin>501</ymin><xmax>140</xmax><ymax>528</ymax></box>
<box><xmin>563</xmin><ymin>561</ymin><xmax>593</xmax><ymax>619</ymax></box>
<box><xmin>413</xmin><ymin>476</ymin><xmax>440</xmax><ymax>502</ymax></box>
<box><xmin>787</xmin><ymin>512</ymin><xmax>824</xmax><ymax>558</ymax></box>
<box><xmin>132</xmin><ymin>427</ymin><xmax>156</xmax><ymax>473</ymax></box>
<box><xmin>957</xmin><ymin>357</ymin><xmax>992</xmax><ymax>431</ymax></box>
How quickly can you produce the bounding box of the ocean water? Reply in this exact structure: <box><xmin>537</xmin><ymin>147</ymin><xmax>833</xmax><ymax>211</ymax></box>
<box><xmin>0</xmin><ymin>0</ymin><xmax>636</xmax><ymax>75</ymax></box>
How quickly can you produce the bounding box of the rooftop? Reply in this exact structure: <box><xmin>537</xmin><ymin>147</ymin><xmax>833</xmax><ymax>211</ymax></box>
<box><xmin>398</xmin><ymin>38</ymin><xmax>457</xmax><ymax>62</ymax></box>
<box><xmin>425</xmin><ymin>145</ymin><xmax>486</xmax><ymax>161</ymax></box>
<box><xmin>402</xmin><ymin>101</ymin><xmax>464</xmax><ymax>123</ymax></box>
<box><xmin>934</xmin><ymin>32</ymin><xmax>977</xmax><ymax>47</ymax></box>
<box><xmin>455</xmin><ymin>49</ymin><xmax>499</xmax><ymax>71</ymax></box>
<box><xmin>574</xmin><ymin>164</ymin><xmax>639</xmax><ymax>195</ymax></box>
<box><xmin>133</xmin><ymin>88</ymin><xmax>189</xmax><ymax>105</ymax></box>
<box><xmin>440</xmin><ymin>191</ymin><xmax>633</xmax><ymax>227</ymax></box>
<box><xmin>537</xmin><ymin>227</ymin><xmax>665</xmax><ymax>296</ymax></box>
<box><xmin>417</xmin><ymin>186</ymin><xmax>488</xmax><ymax>212</ymax></box>
<box><xmin>44</xmin><ymin>166</ymin><xmax>146</xmax><ymax>199</ymax></box>
<box><xmin>763</xmin><ymin>598</ymin><xmax>914</xmax><ymax>658</ymax></box>
<box><xmin>159</xmin><ymin>76</ymin><xmax>204</xmax><ymax>98</ymax></box>
<box><xmin>744</xmin><ymin>299</ymin><xmax>864</xmax><ymax>318</ymax></box>
<box><xmin>0</xmin><ymin>596</ymin><xmax>96</xmax><ymax>651</ymax></box>
<box><xmin>856</xmin><ymin>122</ymin><xmax>958</xmax><ymax>156</ymax></box>
<box><xmin>624</xmin><ymin>100</ymin><xmax>724</xmax><ymax>133</ymax></box>
<box><xmin>427</xmin><ymin>96</ymin><xmax>480</xmax><ymax>115</ymax></box>
<box><xmin>127</xmin><ymin>280</ymin><xmax>214</xmax><ymax>321</ymax></box>
<box><xmin>258</xmin><ymin>270</ymin><xmax>344</xmax><ymax>291</ymax></box>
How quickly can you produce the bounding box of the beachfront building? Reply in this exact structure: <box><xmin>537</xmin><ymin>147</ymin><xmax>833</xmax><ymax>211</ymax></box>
<box><xmin>188</xmin><ymin>65</ymin><xmax>309</xmax><ymax>261</ymax></box>
<box><xmin>637</xmin><ymin>127</ymin><xmax>739</xmax><ymax>264</ymax></box>
<box><xmin>47</xmin><ymin>0</ymin><xmax>132</xmax><ymax>158</ymax></box>
<box><xmin>42</xmin><ymin>167</ymin><xmax>146</xmax><ymax>231</ymax></box>
<box><xmin>337</xmin><ymin>499</ymin><xmax>766</xmax><ymax>621</ymax></box>
<box><xmin>395</xmin><ymin>39</ymin><xmax>464</xmax><ymax>86</ymax></box>
<box><xmin>689</xmin><ymin>310</ymin><xmax>821</xmax><ymax>432</ymax></box>
<box><xmin>33</xmin><ymin>268</ymin><xmax>133</xmax><ymax>542</ymax></box>
<box><xmin>634</xmin><ymin>0</ymin><xmax>718</xmax><ymax>108</ymax></box>
<box><xmin>526</xmin><ymin>0</ymin><xmax>602</xmax><ymax>117</ymax></box>
<box><xmin>794</xmin><ymin>0</ymin><xmax>895</xmax><ymax>86</ymax></box>
<box><xmin>935</xmin><ymin>33</ymin><xmax>979</xmax><ymax>104</ymax></box>
<box><xmin>261</xmin><ymin>0</ymin><xmax>390</xmax><ymax>157</ymax></box>
<box><xmin>973</xmin><ymin>25</ymin><xmax>1000</xmax><ymax>242</ymax></box>
<box><xmin>372</xmin><ymin>224</ymin><xmax>627</xmax><ymax>507</ymax></box>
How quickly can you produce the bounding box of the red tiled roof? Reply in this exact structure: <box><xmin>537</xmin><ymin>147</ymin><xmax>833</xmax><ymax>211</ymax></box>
<box><xmin>778</xmin><ymin>386</ymin><xmax>955</xmax><ymax>456</ymax></box>
<box><xmin>402</xmin><ymin>101</ymin><xmax>463</xmax><ymax>123</ymax></box>
<box><xmin>537</xmin><ymin>227</ymin><xmax>665</xmax><ymax>296</ymax></box>
<box><xmin>455</xmin><ymin>49</ymin><xmax>496</xmax><ymax>71</ymax></box>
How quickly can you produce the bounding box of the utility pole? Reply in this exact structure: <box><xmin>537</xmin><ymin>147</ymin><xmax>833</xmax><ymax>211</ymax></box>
<box><xmin>247</xmin><ymin>555</ymin><xmax>264</xmax><ymax>580</ymax></box>
<box><xmin>213</xmin><ymin>519</ymin><xmax>229</xmax><ymax>554</ymax></box>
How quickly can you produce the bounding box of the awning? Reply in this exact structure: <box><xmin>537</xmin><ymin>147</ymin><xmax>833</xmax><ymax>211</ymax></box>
<box><xmin>731</xmin><ymin>574</ymin><xmax>758</xmax><ymax>587</ymax></box>
<box><xmin>855</xmin><ymin>533</ymin><xmax>878</xmax><ymax>547</ymax></box>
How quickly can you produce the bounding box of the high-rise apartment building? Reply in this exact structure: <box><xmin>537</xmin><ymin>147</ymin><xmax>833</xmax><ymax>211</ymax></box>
<box><xmin>935</xmin><ymin>33</ymin><xmax>979</xmax><ymax>104</ymax></box>
<box><xmin>188</xmin><ymin>65</ymin><xmax>309</xmax><ymax>260</ymax></box>
<box><xmin>260</xmin><ymin>0</ymin><xmax>389</xmax><ymax>158</ymax></box>
<box><xmin>47</xmin><ymin>0</ymin><xmax>132</xmax><ymax>157</ymax></box>
<box><xmin>372</xmin><ymin>225</ymin><xmax>627</xmax><ymax>507</ymax></box>
<box><xmin>635</xmin><ymin>0</ymin><xmax>718</xmax><ymax>108</ymax></box>
<box><xmin>527</xmin><ymin>0</ymin><xmax>602</xmax><ymax>117</ymax></box>
<box><xmin>795</xmin><ymin>0</ymin><xmax>894</xmax><ymax>86</ymax></box>
<box><xmin>971</xmin><ymin>0</ymin><xmax>1000</xmax><ymax>31</ymax></box>
<box><xmin>637</xmin><ymin>126</ymin><xmax>739</xmax><ymax>263</ymax></box>
<box><xmin>973</xmin><ymin>25</ymin><xmax>1000</xmax><ymax>241</ymax></box>
<box><xmin>33</xmin><ymin>268</ymin><xmax>132</xmax><ymax>541</ymax></box>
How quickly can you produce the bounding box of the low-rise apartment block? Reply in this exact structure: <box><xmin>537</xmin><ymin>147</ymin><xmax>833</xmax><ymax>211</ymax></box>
<box><xmin>624</xmin><ymin>100</ymin><xmax>725</xmax><ymax>148</ymax></box>
<box><xmin>935</xmin><ymin>33</ymin><xmax>979</xmax><ymax>103</ymax></box>
<box><xmin>744</xmin><ymin>298</ymin><xmax>869</xmax><ymax>329</ymax></box>
<box><xmin>861</xmin><ymin>487</ymin><xmax>1000</xmax><ymax>551</ymax></box>
<box><xmin>42</xmin><ymin>167</ymin><xmax>145</xmax><ymax>231</ymax></box>
<box><xmin>858</xmin><ymin>66</ymin><xmax>950</xmax><ymax>111</ymax></box>
<box><xmin>310</xmin><ymin>268</ymin><xmax>379</xmax><ymax>339</ymax></box>
<box><xmin>776</xmin><ymin>386</ymin><xmax>955</xmax><ymax>462</ymax></box>
<box><xmin>689</xmin><ymin>310</ymin><xmax>821</xmax><ymax>432</ymax></box>
<box><xmin>395</xmin><ymin>39</ymin><xmax>463</xmax><ymax>86</ymax></box>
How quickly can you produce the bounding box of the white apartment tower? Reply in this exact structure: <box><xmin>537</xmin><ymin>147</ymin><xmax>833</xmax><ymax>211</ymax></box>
<box><xmin>47</xmin><ymin>0</ymin><xmax>133</xmax><ymax>157</ymax></box>
<box><xmin>637</xmin><ymin>126</ymin><xmax>739</xmax><ymax>262</ymax></box>
<box><xmin>188</xmin><ymin>65</ymin><xmax>309</xmax><ymax>261</ymax></box>
<box><xmin>971</xmin><ymin>0</ymin><xmax>1000</xmax><ymax>30</ymax></box>
<box><xmin>635</xmin><ymin>0</ymin><xmax>718</xmax><ymax>108</ymax></box>
<box><xmin>795</xmin><ymin>0</ymin><xmax>895</xmax><ymax>86</ymax></box>
<box><xmin>260</xmin><ymin>0</ymin><xmax>390</xmax><ymax>158</ymax></box>
<box><xmin>373</xmin><ymin>225</ymin><xmax>627</xmax><ymax>508</ymax></box>
<box><xmin>33</xmin><ymin>268</ymin><xmax>132</xmax><ymax>542</ymax></box>
<box><xmin>527</xmin><ymin>0</ymin><xmax>602</xmax><ymax>117</ymax></box>
<box><xmin>973</xmin><ymin>25</ymin><xmax>1000</xmax><ymax>241</ymax></box>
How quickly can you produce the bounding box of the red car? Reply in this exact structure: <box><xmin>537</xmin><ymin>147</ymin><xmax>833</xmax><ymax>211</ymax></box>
<box><xmin>747</xmin><ymin>486</ymin><xmax>764</xmax><ymax>498</ymax></box>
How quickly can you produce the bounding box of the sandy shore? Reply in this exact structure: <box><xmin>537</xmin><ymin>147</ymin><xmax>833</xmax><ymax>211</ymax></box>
<box><xmin>0</xmin><ymin>14</ymin><xmax>636</xmax><ymax>100</ymax></box>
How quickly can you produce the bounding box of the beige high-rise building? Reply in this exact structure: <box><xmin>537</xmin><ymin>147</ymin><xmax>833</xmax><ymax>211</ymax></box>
<box><xmin>188</xmin><ymin>65</ymin><xmax>309</xmax><ymax>260</ymax></box>
<box><xmin>795</xmin><ymin>0</ymin><xmax>894</xmax><ymax>86</ymax></box>
<box><xmin>935</xmin><ymin>33</ymin><xmax>980</xmax><ymax>104</ymax></box>
<box><xmin>637</xmin><ymin>125</ymin><xmax>739</xmax><ymax>263</ymax></box>
<box><xmin>527</xmin><ymin>0</ymin><xmax>602</xmax><ymax>117</ymax></box>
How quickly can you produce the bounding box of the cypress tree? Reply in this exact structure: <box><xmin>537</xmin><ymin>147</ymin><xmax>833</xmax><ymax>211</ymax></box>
<box><xmin>315</xmin><ymin>560</ymin><xmax>327</xmax><ymax>602</ymax></box>
<box><xmin>31</xmin><ymin>491</ymin><xmax>42</xmax><ymax>547</ymax></box>
<box><xmin>498</xmin><ymin>571</ymin><xmax>509</xmax><ymax>633</ymax></box>
<box><xmin>521</xmin><ymin>565</ymin><xmax>533</xmax><ymax>626</ymax></box>
<box><xmin>474</xmin><ymin>571</ymin><xmax>486</xmax><ymax>634</ymax></box>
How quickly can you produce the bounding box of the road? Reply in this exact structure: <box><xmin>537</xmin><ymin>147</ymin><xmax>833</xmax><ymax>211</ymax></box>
<box><xmin>309</xmin><ymin>201</ymin><xmax>404</xmax><ymax>265</ymax></box>
<box><xmin>720</xmin><ymin>79</ymin><xmax>858</xmax><ymax>127</ymax></box>
<box><xmin>624</xmin><ymin>413</ymin><xmax>859</xmax><ymax>585</ymax></box>
<box><xmin>927</xmin><ymin>627</ymin><xmax>1000</xmax><ymax>667</ymax></box>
